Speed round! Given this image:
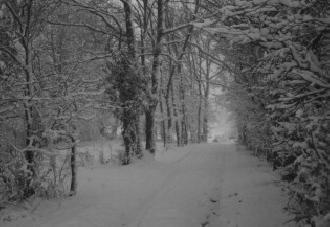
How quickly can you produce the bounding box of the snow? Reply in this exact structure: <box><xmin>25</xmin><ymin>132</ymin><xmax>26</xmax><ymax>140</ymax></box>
<box><xmin>1</xmin><ymin>143</ymin><xmax>293</xmax><ymax>227</ymax></box>
<box><xmin>208</xmin><ymin>145</ymin><xmax>295</xmax><ymax>227</ymax></box>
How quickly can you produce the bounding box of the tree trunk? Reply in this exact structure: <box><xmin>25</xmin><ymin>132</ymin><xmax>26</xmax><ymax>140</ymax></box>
<box><xmin>170</xmin><ymin>82</ymin><xmax>181</xmax><ymax>146</ymax></box>
<box><xmin>123</xmin><ymin>0</ymin><xmax>135</xmax><ymax>57</ymax></box>
<box><xmin>181</xmin><ymin>118</ymin><xmax>188</xmax><ymax>145</ymax></box>
<box><xmin>24</xmin><ymin>104</ymin><xmax>34</xmax><ymax>168</ymax></box>
<box><xmin>159</xmin><ymin>70</ymin><xmax>167</xmax><ymax>147</ymax></box>
<box><xmin>121</xmin><ymin>0</ymin><xmax>141</xmax><ymax>162</ymax></box>
<box><xmin>70</xmin><ymin>136</ymin><xmax>77</xmax><ymax>195</ymax></box>
<box><xmin>178</xmin><ymin>64</ymin><xmax>188</xmax><ymax>145</ymax></box>
<box><xmin>202</xmin><ymin>113</ymin><xmax>208</xmax><ymax>142</ymax></box>
<box><xmin>134</xmin><ymin>115</ymin><xmax>142</xmax><ymax>158</ymax></box>
<box><xmin>145</xmin><ymin>0</ymin><xmax>164</xmax><ymax>153</ymax></box>
<box><xmin>202</xmin><ymin>88</ymin><xmax>209</xmax><ymax>142</ymax></box>
<box><xmin>160</xmin><ymin>94</ymin><xmax>167</xmax><ymax>147</ymax></box>
<box><xmin>165</xmin><ymin>89</ymin><xmax>173</xmax><ymax>144</ymax></box>
<box><xmin>23</xmin><ymin>33</ymin><xmax>36</xmax><ymax>176</ymax></box>
<box><xmin>198</xmin><ymin>89</ymin><xmax>203</xmax><ymax>143</ymax></box>
<box><xmin>145</xmin><ymin>109</ymin><xmax>152</xmax><ymax>150</ymax></box>
<box><xmin>202</xmin><ymin>70</ymin><xmax>209</xmax><ymax>143</ymax></box>
<box><xmin>165</xmin><ymin>62</ymin><xmax>175</xmax><ymax>144</ymax></box>
<box><xmin>202</xmin><ymin>43</ymin><xmax>211</xmax><ymax>143</ymax></box>
<box><xmin>145</xmin><ymin>106</ymin><xmax>157</xmax><ymax>153</ymax></box>
<box><xmin>121</xmin><ymin>109</ymin><xmax>131</xmax><ymax>165</ymax></box>
<box><xmin>175</xmin><ymin>117</ymin><xmax>181</xmax><ymax>146</ymax></box>
<box><xmin>203</xmin><ymin>74</ymin><xmax>210</xmax><ymax>142</ymax></box>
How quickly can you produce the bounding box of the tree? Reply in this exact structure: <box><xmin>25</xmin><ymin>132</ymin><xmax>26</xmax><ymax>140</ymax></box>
<box><xmin>0</xmin><ymin>0</ymin><xmax>60</xmax><ymax>198</ymax></box>
<box><xmin>0</xmin><ymin>0</ymin><xmax>107</xmax><ymax>198</ymax></box>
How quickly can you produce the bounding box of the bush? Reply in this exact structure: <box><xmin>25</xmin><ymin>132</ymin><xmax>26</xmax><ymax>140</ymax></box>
<box><xmin>0</xmin><ymin>146</ymin><xmax>33</xmax><ymax>202</ymax></box>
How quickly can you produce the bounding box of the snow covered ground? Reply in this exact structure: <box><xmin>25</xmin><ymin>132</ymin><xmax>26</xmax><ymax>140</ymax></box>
<box><xmin>0</xmin><ymin>143</ymin><xmax>295</xmax><ymax>227</ymax></box>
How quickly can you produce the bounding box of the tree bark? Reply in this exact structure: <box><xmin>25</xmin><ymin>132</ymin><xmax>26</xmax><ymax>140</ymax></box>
<box><xmin>122</xmin><ymin>110</ymin><xmax>131</xmax><ymax>165</ymax></box>
<box><xmin>134</xmin><ymin>115</ymin><xmax>142</xmax><ymax>158</ymax></box>
<box><xmin>171</xmin><ymin>84</ymin><xmax>181</xmax><ymax>146</ymax></box>
<box><xmin>145</xmin><ymin>106</ymin><xmax>157</xmax><ymax>153</ymax></box>
<box><xmin>145</xmin><ymin>0</ymin><xmax>164</xmax><ymax>153</ymax></box>
<box><xmin>165</xmin><ymin>61</ymin><xmax>174</xmax><ymax>144</ymax></box>
<box><xmin>202</xmin><ymin>56</ymin><xmax>210</xmax><ymax>143</ymax></box>
<box><xmin>70</xmin><ymin>136</ymin><xmax>77</xmax><ymax>195</ymax></box>
<box><xmin>121</xmin><ymin>0</ymin><xmax>141</xmax><ymax>161</ymax></box>
<box><xmin>165</xmin><ymin>87</ymin><xmax>173</xmax><ymax>144</ymax></box>
<box><xmin>159</xmin><ymin>88</ymin><xmax>167</xmax><ymax>147</ymax></box>
<box><xmin>198</xmin><ymin>81</ymin><xmax>203</xmax><ymax>143</ymax></box>
<box><xmin>178</xmin><ymin>64</ymin><xmax>188</xmax><ymax>145</ymax></box>
<box><xmin>20</xmin><ymin>1</ymin><xmax>37</xmax><ymax>175</ymax></box>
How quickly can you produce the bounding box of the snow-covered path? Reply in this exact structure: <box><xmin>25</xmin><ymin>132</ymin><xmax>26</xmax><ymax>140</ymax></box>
<box><xmin>1</xmin><ymin>144</ymin><xmax>294</xmax><ymax>227</ymax></box>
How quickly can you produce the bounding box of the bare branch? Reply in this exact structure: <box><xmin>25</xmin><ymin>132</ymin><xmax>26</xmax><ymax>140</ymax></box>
<box><xmin>47</xmin><ymin>21</ymin><xmax>108</xmax><ymax>35</ymax></box>
<box><xmin>162</xmin><ymin>23</ymin><xmax>192</xmax><ymax>35</ymax></box>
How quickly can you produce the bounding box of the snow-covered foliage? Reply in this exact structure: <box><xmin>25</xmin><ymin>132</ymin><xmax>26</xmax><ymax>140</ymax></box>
<box><xmin>0</xmin><ymin>0</ymin><xmax>106</xmax><ymax>202</ymax></box>
<box><xmin>104</xmin><ymin>51</ymin><xmax>145</xmax><ymax>164</ymax></box>
<box><xmin>201</xmin><ymin>0</ymin><xmax>330</xmax><ymax>224</ymax></box>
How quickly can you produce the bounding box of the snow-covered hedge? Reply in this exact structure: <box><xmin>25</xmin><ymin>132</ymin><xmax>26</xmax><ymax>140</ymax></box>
<box><xmin>199</xmin><ymin>0</ymin><xmax>330</xmax><ymax>225</ymax></box>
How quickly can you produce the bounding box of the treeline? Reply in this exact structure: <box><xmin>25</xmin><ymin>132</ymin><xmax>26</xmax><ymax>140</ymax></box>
<box><xmin>203</xmin><ymin>0</ymin><xmax>329</xmax><ymax>225</ymax></box>
<box><xmin>0</xmin><ymin>0</ymin><xmax>221</xmax><ymax>204</ymax></box>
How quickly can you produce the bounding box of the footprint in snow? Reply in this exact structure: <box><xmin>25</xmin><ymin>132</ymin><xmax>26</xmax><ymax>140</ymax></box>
<box><xmin>209</xmin><ymin>198</ymin><xmax>217</xmax><ymax>203</ymax></box>
<box><xmin>201</xmin><ymin>220</ymin><xmax>209</xmax><ymax>227</ymax></box>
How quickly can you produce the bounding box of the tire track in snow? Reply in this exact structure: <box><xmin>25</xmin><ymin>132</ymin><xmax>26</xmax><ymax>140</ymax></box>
<box><xmin>124</xmin><ymin>146</ymin><xmax>195</xmax><ymax>227</ymax></box>
<box><xmin>126</xmin><ymin>144</ymin><xmax>226</xmax><ymax>227</ymax></box>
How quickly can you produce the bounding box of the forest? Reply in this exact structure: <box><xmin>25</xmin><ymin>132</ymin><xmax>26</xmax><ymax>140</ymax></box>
<box><xmin>0</xmin><ymin>0</ymin><xmax>329</xmax><ymax>226</ymax></box>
